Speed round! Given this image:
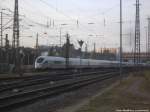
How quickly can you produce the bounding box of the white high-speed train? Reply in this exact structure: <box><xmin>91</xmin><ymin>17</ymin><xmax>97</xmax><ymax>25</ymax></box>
<box><xmin>35</xmin><ymin>56</ymin><xmax>134</xmax><ymax>70</ymax></box>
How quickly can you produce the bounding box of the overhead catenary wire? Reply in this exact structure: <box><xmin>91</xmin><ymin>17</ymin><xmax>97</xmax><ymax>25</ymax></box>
<box><xmin>38</xmin><ymin>0</ymin><xmax>98</xmax><ymax>35</ymax></box>
<box><xmin>1</xmin><ymin>0</ymin><xmax>141</xmax><ymax>50</ymax></box>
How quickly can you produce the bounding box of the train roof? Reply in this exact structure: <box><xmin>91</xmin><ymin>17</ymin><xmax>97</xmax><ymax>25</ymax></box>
<box><xmin>37</xmin><ymin>56</ymin><xmax>119</xmax><ymax>63</ymax></box>
<box><xmin>38</xmin><ymin>56</ymin><xmax>65</xmax><ymax>60</ymax></box>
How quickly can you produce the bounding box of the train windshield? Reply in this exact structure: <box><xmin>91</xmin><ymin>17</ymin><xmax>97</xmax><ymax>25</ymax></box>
<box><xmin>37</xmin><ymin>58</ymin><xmax>44</xmax><ymax>63</ymax></box>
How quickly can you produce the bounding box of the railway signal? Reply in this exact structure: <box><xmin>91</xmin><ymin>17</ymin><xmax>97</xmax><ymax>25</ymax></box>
<box><xmin>78</xmin><ymin>40</ymin><xmax>84</xmax><ymax>48</ymax></box>
<box><xmin>78</xmin><ymin>40</ymin><xmax>84</xmax><ymax>70</ymax></box>
<box><xmin>65</xmin><ymin>33</ymin><xmax>70</xmax><ymax>68</ymax></box>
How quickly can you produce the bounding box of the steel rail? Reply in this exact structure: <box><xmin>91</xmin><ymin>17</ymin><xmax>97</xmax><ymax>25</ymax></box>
<box><xmin>0</xmin><ymin>71</ymin><xmax>120</xmax><ymax>110</ymax></box>
<box><xmin>0</xmin><ymin>69</ymin><xmax>116</xmax><ymax>93</ymax></box>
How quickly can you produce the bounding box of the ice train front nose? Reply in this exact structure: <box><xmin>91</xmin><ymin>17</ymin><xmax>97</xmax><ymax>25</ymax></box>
<box><xmin>35</xmin><ymin>57</ymin><xmax>45</xmax><ymax>69</ymax></box>
<box><xmin>35</xmin><ymin>63</ymin><xmax>43</xmax><ymax>69</ymax></box>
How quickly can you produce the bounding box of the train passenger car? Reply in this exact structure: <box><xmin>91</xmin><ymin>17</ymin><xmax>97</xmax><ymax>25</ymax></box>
<box><xmin>35</xmin><ymin>56</ymin><xmax>129</xmax><ymax>70</ymax></box>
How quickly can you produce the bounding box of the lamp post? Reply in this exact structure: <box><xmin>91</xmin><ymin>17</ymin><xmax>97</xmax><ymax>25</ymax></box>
<box><xmin>59</xmin><ymin>24</ymin><xmax>68</xmax><ymax>56</ymax></box>
<box><xmin>120</xmin><ymin>0</ymin><xmax>123</xmax><ymax>81</ymax></box>
<box><xmin>144</xmin><ymin>26</ymin><xmax>148</xmax><ymax>60</ymax></box>
<box><xmin>60</xmin><ymin>24</ymin><xmax>68</xmax><ymax>47</ymax></box>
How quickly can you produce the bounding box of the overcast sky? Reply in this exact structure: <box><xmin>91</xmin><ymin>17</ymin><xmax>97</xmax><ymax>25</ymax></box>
<box><xmin>0</xmin><ymin>0</ymin><xmax>150</xmax><ymax>52</ymax></box>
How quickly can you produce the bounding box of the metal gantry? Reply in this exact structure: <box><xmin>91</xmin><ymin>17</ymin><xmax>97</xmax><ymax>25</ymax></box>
<box><xmin>120</xmin><ymin>0</ymin><xmax>123</xmax><ymax>80</ymax></box>
<box><xmin>12</xmin><ymin>0</ymin><xmax>21</xmax><ymax>73</ymax></box>
<box><xmin>134</xmin><ymin>0</ymin><xmax>141</xmax><ymax>65</ymax></box>
<box><xmin>12</xmin><ymin>0</ymin><xmax>19</xmax><ymax>48</ymax></box>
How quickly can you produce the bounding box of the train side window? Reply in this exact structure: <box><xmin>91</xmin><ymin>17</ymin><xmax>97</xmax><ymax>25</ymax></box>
<box><xmin>43</xmin><ymin>61</ymin><xmax>48</xmax><ymax>64</ymax></box>
<box><xmin>37</xmin><ymin>58</ymin><xmax>44</xmax><ymax>63</ymax></box>
<box><xmin>54</xmin><ymin>61</ymin><xmax>63</xmax><ymax>64</ymax></box>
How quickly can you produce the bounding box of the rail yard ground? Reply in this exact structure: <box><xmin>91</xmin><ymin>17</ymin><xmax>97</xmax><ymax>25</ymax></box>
<box><xmin>6</xmin><ymin>69</ymin><xmax>120</xmax><ymax>112</ymax></box>
<box><xmin>2</xmin><ymin>69</ymin><xmax>149</xmax><ymax>112</ymax></box>
<box><xmin>75</xmin><ymin>71</ymin><xmax>150</xmax><ymax>112</ymax></box>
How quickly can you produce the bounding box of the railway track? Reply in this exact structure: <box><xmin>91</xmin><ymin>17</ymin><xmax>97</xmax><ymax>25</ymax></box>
<box><xmin>0</xmin><ymin>69</ymin><xmax>121</xmax><ymax>111</ymax></box>
<box><xmin>0</xmin><ymin>69</ymin><xmax>116</xmax><ymax>93</ymax></box>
